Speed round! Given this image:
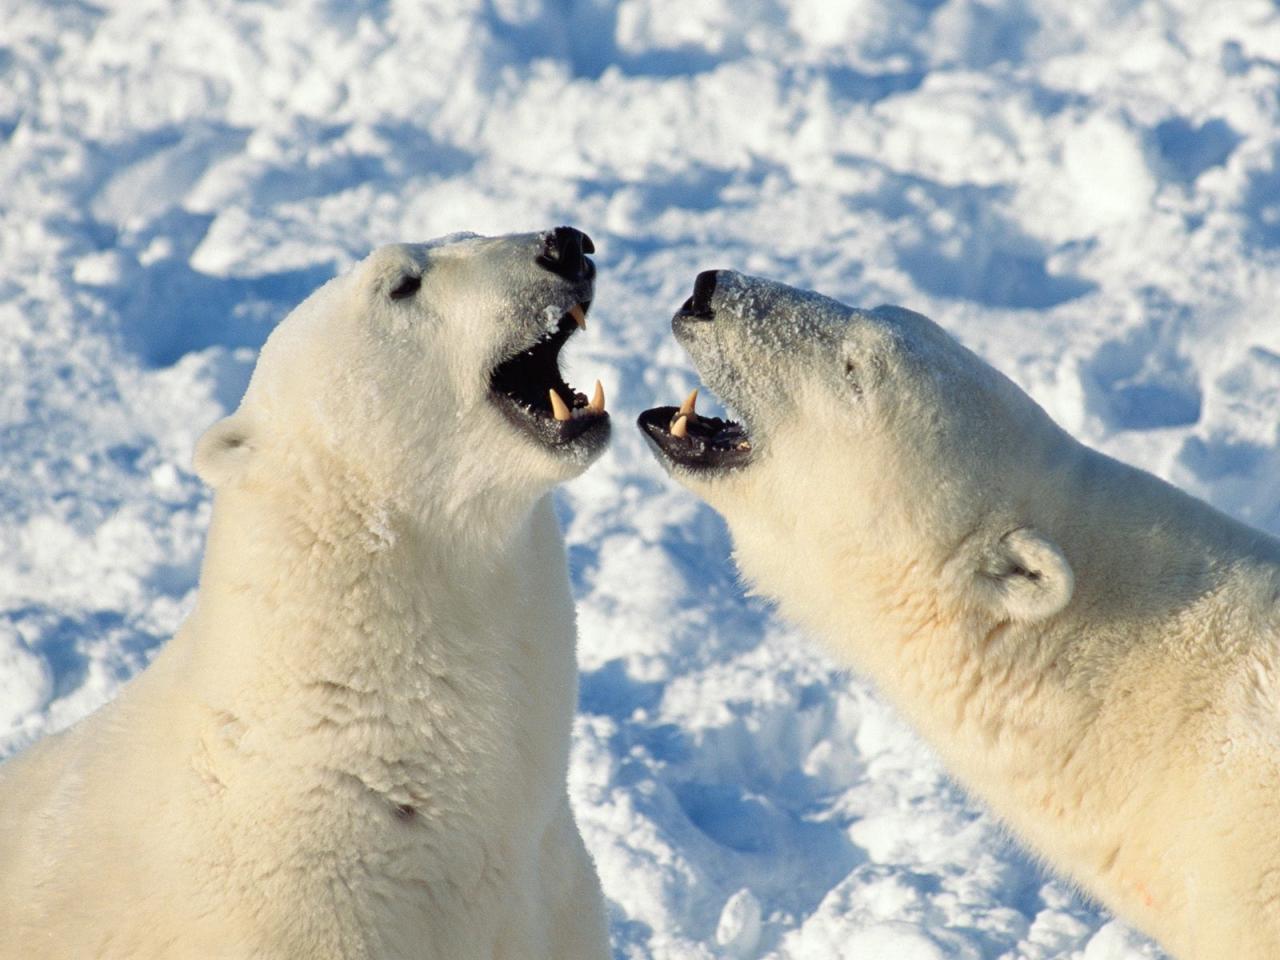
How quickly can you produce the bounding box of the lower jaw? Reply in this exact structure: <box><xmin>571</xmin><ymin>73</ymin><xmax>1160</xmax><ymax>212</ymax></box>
<box><xmin>636</xmin><ymin>406</ymin><xmax>753</xmax><ymax>473</ymax></box>
<box><xmin>492</xmin><ymin>396</ymin><xmax>611</xmax><ymax>453</ymax></box>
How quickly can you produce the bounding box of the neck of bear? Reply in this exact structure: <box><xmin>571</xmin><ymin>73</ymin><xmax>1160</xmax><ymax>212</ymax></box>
<box><xmin>180</xmin><ymin>442</ymin><xmax>576</xmax><ymax>715</ymax></box>
<box><xmin>744</xmin><ymin>437</ymin><xmax>1280</xmax><ymax>859</ymax></box>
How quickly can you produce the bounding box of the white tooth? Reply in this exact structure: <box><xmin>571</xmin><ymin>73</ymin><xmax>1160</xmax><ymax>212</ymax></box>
<box><xmin>678</xmin><ymin>388</ymin><xmax>698</xmax><ymax>419</ymax></box>
<box><xmin>588</xmin><ymin>380</ymin><xmax>605</xmax><ymax>413</ymax></box>
<box><xmin>569</xmin><ymin>303</ymin><xmax>587</xmax><ymax>329</ymax></box>
<box><xmin>670</xmin><ymin>414</ymin><xmax>689</xmax><ymax>438</ymax></box>
<box><xmin>549</xmin><ymin>389</ymin><xmax>571</xmax><ymax>422</ymax></box>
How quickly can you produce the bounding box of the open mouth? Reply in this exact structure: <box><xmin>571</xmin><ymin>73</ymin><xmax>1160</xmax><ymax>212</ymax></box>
<box><xmin>489</xmin><ymin>302</ymin><xmax>610</xmax><ymax>449</ymax></box>
<box><xmin>638</xmin><ymin>269</ymin><xmax>753</xmax><ymax>472</ymax></box>
<box><xmin>638</xmin><ymin>387</ymin><xmax>753</xmax><ymax>472</ymax></box>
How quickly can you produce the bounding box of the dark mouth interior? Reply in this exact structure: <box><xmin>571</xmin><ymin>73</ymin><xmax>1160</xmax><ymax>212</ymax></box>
<box><xmin>490</xmin><ymin>313</ymin><xmax>581</xmax><ymax>413</ymax></box>
<box><xmin>637</xmin><ymin>402</ymin><xmax>753</xmax><ymax>471</ymax></box>
<box><xmin>489</xmin><ymin>304</ymin><xmax>607</xmax><ymax>445</ymax></box>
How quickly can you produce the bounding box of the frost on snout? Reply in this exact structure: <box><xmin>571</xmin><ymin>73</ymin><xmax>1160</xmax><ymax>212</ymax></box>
<box><xmin>638</xmin><ymin>269</ymin><xmax>845</xmax><ymax>476</ymax></box>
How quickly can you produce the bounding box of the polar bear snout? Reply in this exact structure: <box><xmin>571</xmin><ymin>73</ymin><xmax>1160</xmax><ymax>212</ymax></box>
<box><xmin>638</xmin><ymin>267</ymin><xmax>760</xmax><ymax>475</ymax></box>
<box><xmin>641</xmin><ymin>270</ymin><xmax>853</xmax><ymax>478</ymax></box>
<box><xmin>485</xmin><ymin>227</ymin><xmax>610</xmax><ymax>460</ymax></box>
<box><xmin>536</xmin><ymin>226</ymin><xmax>596</xmax><ymax>282</ymax></box>
<box><xmin>675</xmin><ymin>269</ymin><xmax>718</xmax><ymax>321</ymax></box>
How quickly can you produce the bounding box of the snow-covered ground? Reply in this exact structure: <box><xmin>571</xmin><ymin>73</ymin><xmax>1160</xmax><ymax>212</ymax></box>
<box><xmin>4</xmin><ymin>0</ymin><xmax>1280</xmax><ymax>956</ymax></box>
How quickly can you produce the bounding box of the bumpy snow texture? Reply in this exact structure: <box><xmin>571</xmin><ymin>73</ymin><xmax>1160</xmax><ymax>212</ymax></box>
<box><xmin>3</xmin><ymin>1</ymin><xmax>1280</xmax><ymax>958</ymax></box>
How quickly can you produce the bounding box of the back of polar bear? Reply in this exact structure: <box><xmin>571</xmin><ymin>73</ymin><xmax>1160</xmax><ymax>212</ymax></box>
<box><xmin>0</xmin><ymin>229</ymin><xmax>611</xmax><ymax>960</ymax></box>
<box><xmin>639</xmin><ymin>268</ymin><xmax>1280</xmax><ymax>960</ymax></box>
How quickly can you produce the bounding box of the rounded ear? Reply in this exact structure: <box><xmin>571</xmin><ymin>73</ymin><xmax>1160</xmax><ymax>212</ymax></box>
<box><xmin>193</xmin><ymin>414</ymin><xmax>256</xmax><ymax>488</ymax></box>
<box><xmin>977</xmin><ymin>526</ymin><xmax>1074</xmax><ymax>623</ymax></box>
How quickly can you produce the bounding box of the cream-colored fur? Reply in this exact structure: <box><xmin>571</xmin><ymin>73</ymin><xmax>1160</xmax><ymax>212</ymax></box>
<box><xmin>0</xmin><ymin>233</ymin><xmax>610</xmax><ymax>960</ymax></box>
<box><xmin>647</xmin><ymin>271</ymin><xmax>1280</xmax><ymax>960</ymax></box>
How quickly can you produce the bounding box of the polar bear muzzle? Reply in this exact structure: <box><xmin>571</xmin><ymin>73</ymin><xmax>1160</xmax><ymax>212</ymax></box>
<box><xmin>488</xmin><ymin>227</ymin><xmax>609</xmax><ymax>452</ymax></box>
<box><xmin>638</xmin><ymin>270</ymin><xmax>754</xmax><ymax>473</ymax></box>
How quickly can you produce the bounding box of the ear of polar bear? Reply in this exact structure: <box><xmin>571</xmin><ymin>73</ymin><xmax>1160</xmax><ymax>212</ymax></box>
<box><xmin>194</xmin><ymin>414</ymin><xmax>257</xmax><ymax>488</ymax></box>
<box><xmin>979</xmin><ymin>527</ymin><xmax>1074</xmax><ymax>623</ymax></box>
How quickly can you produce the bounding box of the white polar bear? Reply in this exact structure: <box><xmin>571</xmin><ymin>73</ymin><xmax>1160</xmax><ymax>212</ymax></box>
<box><xmin>0</xmin><ymin>228</ymin><xmax>612</xmax><ymax>960</ymax></box>
<box><xmin>639</xmin><ymin>270</ymin><xmax>1280</xmax><ymax>960</ymax></box>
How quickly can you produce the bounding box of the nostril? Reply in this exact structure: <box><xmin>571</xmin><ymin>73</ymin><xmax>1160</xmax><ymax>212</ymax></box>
<box><xmin>684</xmin><ymin>270</ymin><xmax>718</xmax><ymax>318</ymax></box>
<box><xmin>536</xmin><ymin>226</ymin><xmax>595</xmax><ymax>280</ymax></box>
<box><xmin>566</xmin><ymin>226</ymin><xmax>594</xmax><ymax>255</ymax></box>
<box><xmin>555</xmin><ymin>226</ymin><xmax>594</xmax><ymax>257</ymax></box>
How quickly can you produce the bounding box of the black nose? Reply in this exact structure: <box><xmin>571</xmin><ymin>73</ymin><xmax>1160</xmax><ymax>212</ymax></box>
<box><xmin>536</xmin><ymin>226</ymin><xmax>595</xmax><ymax>281</ymax></box>
<box><xmin>678</xmin><ymin>270</ymin><xmax>718</xmax><ymax>319</ymax></box>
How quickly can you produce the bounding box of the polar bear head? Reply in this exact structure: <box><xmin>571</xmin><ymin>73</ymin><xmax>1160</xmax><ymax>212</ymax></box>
<box><xmin>639</xmin><ymin>270</ymin><xmax>1075</xmax><ymax>635</ymax></box>
<box><xmin>196</xmin><ymin>228</ymin><xmax>609</xmax><ymax>532</ymax></box>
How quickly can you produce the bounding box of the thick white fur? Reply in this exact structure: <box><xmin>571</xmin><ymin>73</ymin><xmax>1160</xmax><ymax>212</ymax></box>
<box><xmin>661</xmin><ymin>273</ymin><xmax>1280</xmax><ymax>960</ymax></box>
<box><xmin>0</xmin><ymin>234</ymin><xmax>610</xmax><ymax>959</ymax></box>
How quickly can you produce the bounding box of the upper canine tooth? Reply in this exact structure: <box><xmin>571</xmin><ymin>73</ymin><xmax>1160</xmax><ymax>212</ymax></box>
<box><xmin>588</xmin><ymin>380</ymin><xmax>605</xmax><ymax>413</ymax></box>
<box><xmin>678</xmin><ymin>388</ymin><xmax>698</xmax><ymax>419</ymax></box>
<box><xmin>549</xmin><ymin>388</ymin><xmax>572</xmax><ymax>422</ymax></box>
<box><xmin>670</xmin><ymin>414</ymin><xmax>689</xmax><ymax>438</ymax></box>
<box><xmin>569</xmin><ymin>303</ymin><xmax>587</xmax><ymax>329</ymax></box>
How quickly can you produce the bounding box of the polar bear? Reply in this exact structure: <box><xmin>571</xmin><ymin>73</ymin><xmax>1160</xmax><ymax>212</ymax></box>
<box><xmin>0</xmin><ymin>228</ymin><xmax>612</xmax><ymax>960</ymax></box>
<box><xmin>639</xmin><ymin>270</ymin><xmax>1280</xmax><ymax>960</ymax></box>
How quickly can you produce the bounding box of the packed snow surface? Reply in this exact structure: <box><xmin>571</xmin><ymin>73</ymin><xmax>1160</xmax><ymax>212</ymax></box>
<box><xmin>4</xmin><ymin>1</ymin><xmax>1280</xmax><ymax>957</ymax></box>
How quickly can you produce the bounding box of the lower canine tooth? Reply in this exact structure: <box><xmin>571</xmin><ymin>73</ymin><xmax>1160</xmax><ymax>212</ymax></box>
<box><xmin>569</xmin><ymin>304</ymin><xmax>587</xmax><ymax>329</ymax></box>
<box><xmin>588</xmin><ymin>380</ymin><xmax>605</xmax><ymax>413</ymax></box>
<box><xmin>549</xmin><ymin>389</ymin><xmax>571</xmax><ymax>422</ymax></box>
<box><xmin>670</xmin><ymin>414</ymin><xmax>689</xmax><ymax>438</ymax></box>
<box><xmin>678</xmin><ymin>388</ymin><xmax>698</xmax><ymax>419</ymax></box>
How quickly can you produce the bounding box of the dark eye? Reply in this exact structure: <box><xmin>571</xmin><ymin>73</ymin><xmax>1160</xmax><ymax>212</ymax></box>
<box><xmin>844</xmin><ymin>359</ymin><xmax>863</xmax><ymax>397</ymax></box>
<box><xmin>389</xmin><ymin>275</ymin><xmax>421</xmax><ymax>301</ymax></box>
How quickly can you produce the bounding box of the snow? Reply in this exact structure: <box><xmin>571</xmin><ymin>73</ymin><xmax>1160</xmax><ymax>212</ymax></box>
<box><xmin>3</xmin><ymin>0</ymin><xmax>1279</xmax><ymax>956</ymax></box>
